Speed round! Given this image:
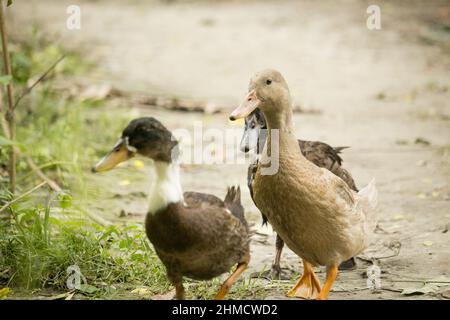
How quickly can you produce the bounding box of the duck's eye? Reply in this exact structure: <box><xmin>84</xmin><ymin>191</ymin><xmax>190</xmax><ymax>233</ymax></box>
<box><xmin>250</xmin><ymin>122</ymin><xmax>256</xmax><ymax>129</ymax></box>
<box><xmin>266</xmin><ymin>79</ymin><xmax>272</xmax><ymax>85</ymax></box>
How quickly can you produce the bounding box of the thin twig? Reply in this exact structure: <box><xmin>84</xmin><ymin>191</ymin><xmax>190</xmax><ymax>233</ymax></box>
<box><xmin>0</xmin><ymin>0</ymin><xmax>16</xmax><ymax>193</ymax></box>
<box><xmin>0</xmin><ymin>113</ymin><xmax>9</xmax><ymax>137</ymax></box>
<box><xmin>24</xmin><ymin>154</ymin><xmax>62</xmax><ymax>192</ymax></box>
<box><xmin>389</xmin><ymin>280</ymin><xmax>450</xmax><ymax>284</ymax></box>
<box><xmin>380</xmin><ymin>288</ymin><xmax>403</xmax><ymax>293</ymax></box>
<box><xmin>0</xmin><ymin>181</ymin><xmax>47</xmax><ymax>213</ymax></box>
<box><xmin>0</xmin><ymin>85</ymin><xmax>10</xmax><ymax>137</ymax></box>
<box><xmin>13</xmin><ymin>55</ymin><xmax>66</xmax><ymax>110</ymax></box>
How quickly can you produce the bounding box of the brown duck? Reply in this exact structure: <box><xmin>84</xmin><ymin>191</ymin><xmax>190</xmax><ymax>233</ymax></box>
<box><xmin>241</xmin><ymin>108</ymin><xmax>358</xmax><ymax>279</ymax></box>
<box><xmin>93</xmin><ymin>117</ymin><xmax>250</xmax><ymax>300</ymax></box>
<box><xmin>230</xmin><ymin>70</ymin><xmax>377</xmax><ymax>300</ymax></box>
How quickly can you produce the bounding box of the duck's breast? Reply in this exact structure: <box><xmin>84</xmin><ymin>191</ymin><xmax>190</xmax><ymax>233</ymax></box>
<box><xmin>253</xmin><ymin>159</ymin><xmax>364</xmax><ymax>266</ymax></box>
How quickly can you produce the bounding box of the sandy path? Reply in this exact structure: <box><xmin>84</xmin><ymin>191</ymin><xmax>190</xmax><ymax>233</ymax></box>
<box><xmin>11</xmin><ymin>0</ymin><xmax>450</xmax><ymax>299</ymax></box>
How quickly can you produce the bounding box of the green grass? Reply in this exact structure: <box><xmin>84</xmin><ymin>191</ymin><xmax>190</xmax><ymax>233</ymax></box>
<box><xmin>0</xmin><ymin>201</ymin><xmax>169</xmax><ymax>296</ymax></box>
<box><xmin>186</xmin><ymin>276</ymin><xmax>269</xmax><ymax>300</ymax></box>
<box><xmin>0</xmin><ymin>28</ymin><xmax>170</xmax><ymax>299</ymax></box>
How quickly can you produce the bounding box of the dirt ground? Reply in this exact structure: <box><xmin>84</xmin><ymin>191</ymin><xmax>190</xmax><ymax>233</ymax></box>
<box><xmin>11</xmin><ymin>0</ymin><xmax>450</xmax><ymax>299</ymax></box>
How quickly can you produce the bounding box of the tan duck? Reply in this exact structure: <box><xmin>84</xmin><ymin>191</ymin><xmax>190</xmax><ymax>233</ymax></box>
<box><xmin>241</xmin><ymin>108</ymin><xmax>358</xmax><ymax>279</ymax></box>
<box><xmin>230</xmin><ymin>70</ymin><xmax>377</xmax><ymax>299</ymax></box>
<box><xmin>93</xmin><ymin>117</ymin><xmax>250</xmax><ymax>300</ymax></box>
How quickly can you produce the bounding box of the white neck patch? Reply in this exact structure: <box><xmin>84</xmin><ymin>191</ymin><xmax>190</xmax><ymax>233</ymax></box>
<box><xmin>147</xmin><ymin>161</ymin><xmax>184</xmax><ymax>214</ymax></box>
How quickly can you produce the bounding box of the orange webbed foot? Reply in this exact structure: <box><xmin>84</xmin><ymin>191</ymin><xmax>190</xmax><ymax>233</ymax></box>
<box><xmin>315</xmin><ymin>264</ymin><xmax>338</xmax><ymax>300</ymax></box>
<box><xmin>286</xmin><ymin>260</ymin><xmax>321</xmax><ymax>299</ymax></box>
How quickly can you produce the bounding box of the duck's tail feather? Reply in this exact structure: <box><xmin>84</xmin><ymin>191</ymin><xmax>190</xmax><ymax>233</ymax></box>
<box><xmin>359</xmin><ymin>178</ymin><xmax>378</xmax><ymax>209</ymax></box>
<box><xmin>333</xmin><ymin>146</ymin><xmax>350</xmax><ymax>154</ymax></box>
<box><xmin>358</xmin><ymin>178</ymin><xmax>378</xmax><ymax>231</ymax></box>
<box><xmin>224</xmin><ymin>186</ymin><xmax>248</xmax><ymax>229</ymax></box>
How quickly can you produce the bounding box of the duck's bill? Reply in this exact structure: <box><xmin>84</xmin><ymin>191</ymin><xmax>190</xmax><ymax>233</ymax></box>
<box><xmin>93</xmin><ymin>139</ymin><xmax>133</xmax><ymax>173</ymax></box>
<box><xmin>229</xmin><ymin>90</ymin><xmax>261</xmax><ymax>121</ymax></box>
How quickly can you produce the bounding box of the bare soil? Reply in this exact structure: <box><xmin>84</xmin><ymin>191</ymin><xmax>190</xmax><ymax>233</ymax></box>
<box><xmin>11</xmin><ymin>0</ymin><xmax>450</xmax><ymax>299</ymax></box>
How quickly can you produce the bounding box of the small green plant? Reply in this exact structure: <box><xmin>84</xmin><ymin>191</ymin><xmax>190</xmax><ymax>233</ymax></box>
<box><xmin>0</xmin><ymin>28</ymin><xmax>151</xmax><ymax>298</ymax></box>
<box><xmin>0</xmin><ymin>193</ymin><xmax>170</xmax><ymax>296</ymax></box>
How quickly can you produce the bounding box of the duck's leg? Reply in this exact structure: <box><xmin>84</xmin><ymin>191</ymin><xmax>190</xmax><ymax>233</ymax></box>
<box><xmin>338</xmin><ymin>257</ymin><xmax>356</xmax><ymax>271</ymax></box>
<box><xmin>316</xmin><ymin>264</ymin><xmax>338</xmax><ymax>300</ymax></box>
<box><xmin>286</xmin><ymin>260</ymin><xmax>321</xmax><ymax>299</ymax></box>
<box><xmin>215</xmin><ymin>255</ymin><xmax>250</xmax><ymax>300</ymax></box>
<box><xmin>169</xmin><ymin>273</ymin><xmax>185</xmax><ymax>300</ymax></box>
<box><xmin>271</xmin><ymin>234</ymin><xmax>284</xmax><ymax>279</ymax></box>
<box><xmin>175</xmin><ymin>282</ymin><xmax>185</xmax><ymax>300</ymax></box>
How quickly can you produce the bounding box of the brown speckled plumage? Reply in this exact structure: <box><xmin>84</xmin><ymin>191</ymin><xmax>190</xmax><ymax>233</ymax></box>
<box><xmin>146</xmin><ymin>187</ymin><xmax>249</xmax><ymax>283</ymax></box>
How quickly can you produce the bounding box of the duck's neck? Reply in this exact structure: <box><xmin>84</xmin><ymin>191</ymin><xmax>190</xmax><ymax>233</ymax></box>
<box><xmin>265</xmin><ymin>103</ymin><xmax>298</xmax><ymax>146</ymax></box>
<box><xmin>148</xmin><ymin>161</ymin><xmax>184</xmax><ymax>214</ymax></box>
<box><xmin>264</xmin><ymin>101</ymin><xmax>294</xmax><ymax>131</ymax></box>
<box><xmin>262</xmin><ymin>103</ymin><xmax>306</xmax><ymax>164</ymax></box>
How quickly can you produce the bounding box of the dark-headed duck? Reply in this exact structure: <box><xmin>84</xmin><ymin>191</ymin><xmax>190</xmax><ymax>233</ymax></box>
<box><xmin>93</xmin><ymin>117</ymin><xmax>250</xmax><ymax>300</ymax></box>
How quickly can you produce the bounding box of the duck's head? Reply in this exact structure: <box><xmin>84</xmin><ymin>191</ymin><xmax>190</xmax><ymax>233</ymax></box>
<box><xmin>93</xmin><ymin>117</ymin><xmax>178</xmax><ymax>172</ymax></box>
<box><xmin>240</xmin><ymin>108</ymin><xmax>266</xmax><ymax>153</ymax></box>
<box><xmin>230</xmin><ymin>69</ymin><xmax>292</xmax><ymax>125</ymax></box>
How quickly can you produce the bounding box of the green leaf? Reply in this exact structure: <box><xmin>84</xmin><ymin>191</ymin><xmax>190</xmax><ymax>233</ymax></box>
<box><xmin>77</xmin><ymin>284</ymin><xmax>98</xmax><ymax>295</ymax></box>
<box><xmin>0</xmin><ymin>288</ymin><xmax>10</xmax><ymax>299</ymax></box>
<box><xmin>0</xmin><ymin>135</ymin><xmax>15</xmax><ymax>146</ymax></box>
<box><xmin>58</xmin><ymin>193</ymin><xmax>73</xmax><ymax>209</ymax></box>
<box><xmin>0</xmin><ymin>135</ymin><xmax>26</xmax><ymax>151</ymax></box>
<box><xmin>0</xmin><ymin>75</ymin><xmax>12</xmax><ymax>85</ymax></box>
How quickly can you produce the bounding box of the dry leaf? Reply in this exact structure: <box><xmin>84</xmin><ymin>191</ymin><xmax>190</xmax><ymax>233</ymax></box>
<box><xmin>393</xmin><ymin>214</ymin><xmax>406</xmax><ymax>221</ymax></box>
<box><xmin>431</xmin><ymin>191</ymin><xmax>440</xmax><ymax>198</ymax></box>
<box><xmin>152</xmin><ymin>289</ymin><xmax>176</xmax><ymax>300</ymax></box>
<box><xmin>47</xmin><ymin>292</ymin><xmax>71</xmax><ymax>300</ymax></box>
<box><xmin>401</xmin><ymin>284</ymin><xmax>438</xmax><ymax>296</ymax></box>
<box><xmin>415</xmin><ymin>137</ymin><xmax>431</xmax><ymax>146</ymax></box>
<box><xmin>416</xmin><ymin>160</ymin><xmax>427</xmax><ymax>167</ymax></box>
<box><xmin>80</xmin><ymin>84</ymin><xmax>112</xmax><ymax>100</ymax></box>
<box><xmin>65</xmin><ymin>292</ymin><xmax>75</xmax><ymax>300</ymax></box>
<box><xmin>119</xmin><ymin>180</ymin><xmax>131</xmax><ymax>186</ymax></box>
<box><xmin>131</xmin><ymin>287</ymin><xmax>152</xmax><ymax>299</ymax></box>
<box><xmin>423</xmin><ymin>241</ymin><xmax>433</xmax><ymax>247</ymax></box>
<box><xmin>441</xmin><ymin>289</ymin><xmax>450</xmax><ymax>299</ymax></box>
<box><xmin>133</xmin><ymin>160</ymin><xmax>145</xmax><ymax>170</ymax></box>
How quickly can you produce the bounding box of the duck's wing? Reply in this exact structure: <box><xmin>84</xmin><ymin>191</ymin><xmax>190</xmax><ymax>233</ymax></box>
<box><xmin>331</xmin><ymin>175</ymin><xmax>377</xmax><ymax>230</ymax></box>
<box><xmin>338</xmin><ymin>168</ymin><xmax>358</xmax><ymax>192</ymax></box>
<box><xmin>179</xmin><ymin>199</ymin><xmax>250</xmax><ymax>255</ymax></box>
<box><xmin>247</xmin><ymin>160</ymin><xmax>269</xmax><ymax>225</ymax></box>
<box><xmin>183</xmin><ymin>191</ymin><xmax>225</xmax><ymax>208</ymax></box>
<box><xmin>299</xmin><ymin>140</ymin><xmax>343</xmax><ymax>166</ymax></box>
<box><xmin>184</xmin><ymin>189</ymin><xmax>249</xmax><ymax>230</ymax></box>
<box><xmin>299</xmin><ymin>140</ymin><xmax>358</xmax><ymax>192</ymax></box>
<box><xmin>149</xmin><ymin>202</ymin><xmax>249</xmax><ymax>267</ymax></box>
